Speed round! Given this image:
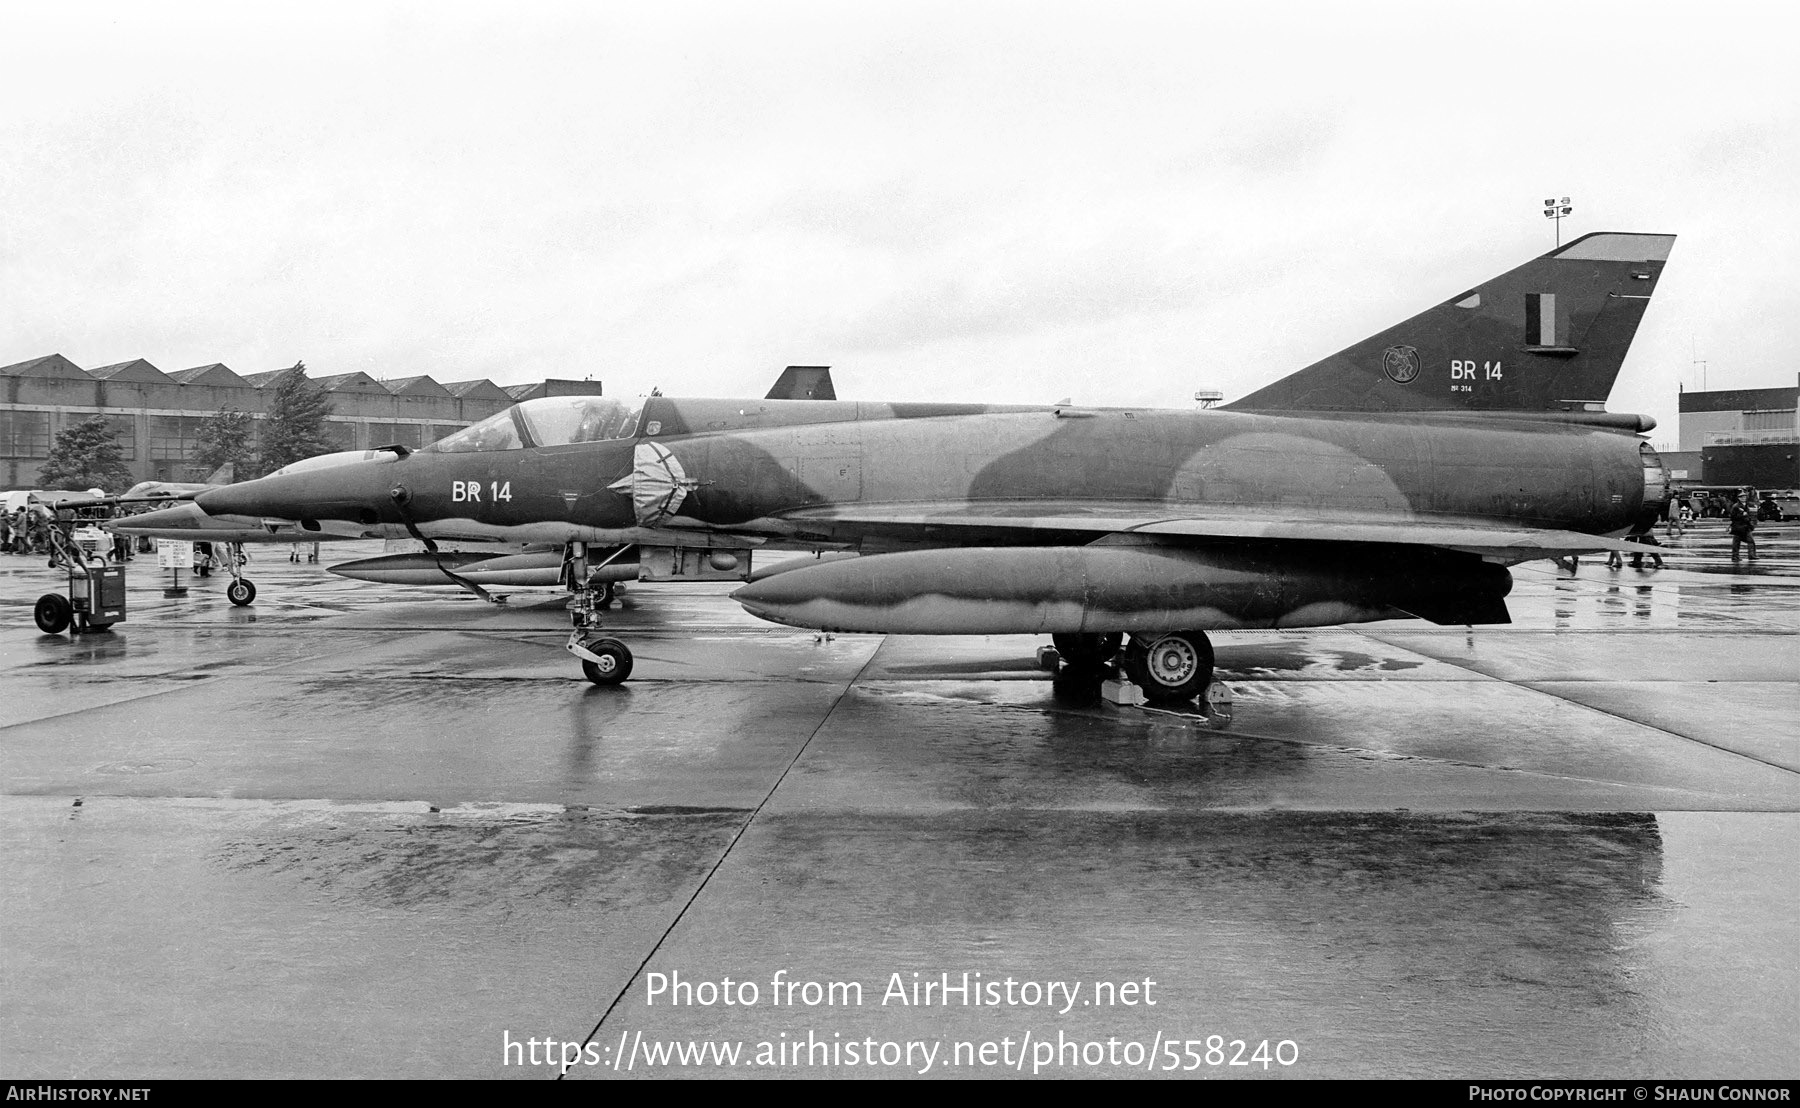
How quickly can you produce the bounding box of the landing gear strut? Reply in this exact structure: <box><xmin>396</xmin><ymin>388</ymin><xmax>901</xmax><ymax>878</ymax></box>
<box><xmin>1052</xmin><ymin>632</ymin><xmax>1123</xmax><ymax>670</ymax></box>
<box><xmin>564</xmin><ymin>542</ymin><xmax>634</xmax><ymax>685</ymax></box>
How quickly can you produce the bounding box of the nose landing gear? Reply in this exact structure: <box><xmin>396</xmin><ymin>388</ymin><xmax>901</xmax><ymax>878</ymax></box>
<box><xmin>564</xmin><ymin>541</ymin><xmax>635</xmax><ymax>685</ymax></box>
<box><xmin>223</xmin><ymin>542</ymin><xmax>256</xmax><ymax>606</ymax></box>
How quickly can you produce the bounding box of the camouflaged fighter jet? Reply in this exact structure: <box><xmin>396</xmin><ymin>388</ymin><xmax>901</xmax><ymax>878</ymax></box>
<box><xmin>157</xmin><ymin>232</ymin><xmax>1675</xmax><ymax>701</ymax></box>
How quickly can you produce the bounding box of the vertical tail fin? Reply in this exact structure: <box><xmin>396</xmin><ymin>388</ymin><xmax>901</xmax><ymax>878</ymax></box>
<box><xmin>765</xmin><ymin>365</ymin><xmax>837</xmax><ymax>401</ymax></box>
<box><xmin>1226</xmin><ymin>232</ymin><xmax>1675</xmax><ymax>415</ymax></box>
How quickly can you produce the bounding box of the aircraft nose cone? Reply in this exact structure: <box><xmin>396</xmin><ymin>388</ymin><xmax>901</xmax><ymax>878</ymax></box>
<box><xmin>194</xmin><ymin>482</ymin><xmax>266</xmax><ymax>517</ymax></box>
<box><xmin>730</xmin><ymin>574</ymin><xmax>803</xmax><ymax>607</ymax></box>
<box><xmin>195</xmin><ymin>465</ymin><xmax>385</xmax><ymax>523</ymax></box>
<box><xmin>108</xmin><ymin>502</ymin><xmax>208</xmax><ymax>533</ymax></box>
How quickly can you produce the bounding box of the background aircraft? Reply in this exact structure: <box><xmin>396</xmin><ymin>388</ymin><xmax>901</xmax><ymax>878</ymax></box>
<box><xmin>162</xmin><ymin>232</ymin><xmax>1673</xmax><ymax>701</ymax></box>
<box><xmin>104</xmin><ymin>449</ymin><xmax>428</xmax><ymax>604</ymax></box>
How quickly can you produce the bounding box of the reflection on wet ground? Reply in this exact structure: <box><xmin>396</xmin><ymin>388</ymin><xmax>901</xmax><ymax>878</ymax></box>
<box><xmin>0</xmin><ymin>531</ymin><xmax>1796</xmax><ymax>1078</ymax></box>
<box><xmin>628</xmin><ymin>811</ymin><xmax>1682</xmax><ymax>1079</ymax></box>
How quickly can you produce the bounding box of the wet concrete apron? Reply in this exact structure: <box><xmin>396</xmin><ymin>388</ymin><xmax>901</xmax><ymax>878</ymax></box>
<box><xmin>2</xmin><ymin>525</ymin><xmax>1795</xmax><ymax>1078</ymax></box>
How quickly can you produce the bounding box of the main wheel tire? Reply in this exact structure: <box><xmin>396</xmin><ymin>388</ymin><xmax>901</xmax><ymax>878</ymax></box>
<box><xmin>1127</xmin><ymin>631</ymin><xmax>1214</xmax><ymax>703</ymax></box>
<box><xmin>34</xmin><ymin>593</ymin><xmax>73</xmax><ymax>635</ymax></box>
<box><xmin>227</xmin><ymin>579</ymin><xmax>257</xmax><ymax>606</ymax></box>
<box><xmin>597</xmin><ymin>581</ymin><xmax>616</xmax><ymax>609</ymax></box>
<box><xmin>579</xmin><ymin>638</ymin><xmax>634</xmax><ymax>685</ymax></box>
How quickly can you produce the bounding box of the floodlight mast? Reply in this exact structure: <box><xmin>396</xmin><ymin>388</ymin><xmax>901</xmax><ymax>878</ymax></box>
<box><xmin>1543</xmin><ymin>195</ymin><xmax>1573</xmax><ymax>247</ymax></box>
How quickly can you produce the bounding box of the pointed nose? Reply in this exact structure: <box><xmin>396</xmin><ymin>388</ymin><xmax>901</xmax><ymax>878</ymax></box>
<box><xmin>195</xmin><ymin>462</ymin><xmax>393</xmax><ymax>524</ymax></box>
<box><xmin>107</xmin><ymin>501</ymin><xmax>217</xmax><ymax>535</ymax></box>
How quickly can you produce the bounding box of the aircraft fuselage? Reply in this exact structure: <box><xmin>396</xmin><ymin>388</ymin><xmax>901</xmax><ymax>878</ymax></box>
<box><xmin>191</xmin><ymin>404</ymin><xmax>1655</xmax><ymax>547</ymax></box>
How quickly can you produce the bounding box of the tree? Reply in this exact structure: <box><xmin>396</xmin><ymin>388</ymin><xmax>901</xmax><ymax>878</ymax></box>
<box><xmin>189</xmin><ymin>407</ymin><xmax>256</xmax><ymax>482</ymax></box>
<box><xmin>257</xmin><ymin>362</ymin><xmax>336</xmax><ymax>473</ymax></box>
<box><xmin>37</xmin><ymin>415</ymin><xmax>135</xmax><ymax>491</ymax></box>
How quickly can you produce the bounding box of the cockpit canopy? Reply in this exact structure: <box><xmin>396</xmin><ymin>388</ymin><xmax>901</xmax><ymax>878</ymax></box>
<box><xmin>421</xmin><ymin>396</ymin><xmax>642</xmax><ymax>453</ymax></box>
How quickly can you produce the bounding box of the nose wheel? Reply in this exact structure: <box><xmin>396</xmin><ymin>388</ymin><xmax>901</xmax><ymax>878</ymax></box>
<box><xmin>571</xmin><ymin>635</ymin><xmax>633</xmax><ymax>684</ymax></box>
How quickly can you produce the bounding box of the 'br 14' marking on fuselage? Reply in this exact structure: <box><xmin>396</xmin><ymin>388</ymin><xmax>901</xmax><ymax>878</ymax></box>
<box><xmin>452</xmin><ymin>481</ymin><xmax>512</xmax><ymax>503</ymax></box>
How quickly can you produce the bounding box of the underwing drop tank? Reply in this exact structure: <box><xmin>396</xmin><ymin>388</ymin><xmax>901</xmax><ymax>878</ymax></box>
<box><xmin>329</xmin><ymin>549</ymin><xmax>636</xmax><ymax>586</ymax></box>
<box><xmin>731</xmin><ymin>542</ymin><xmax>1511</xmax><ymax>634</ymax></box>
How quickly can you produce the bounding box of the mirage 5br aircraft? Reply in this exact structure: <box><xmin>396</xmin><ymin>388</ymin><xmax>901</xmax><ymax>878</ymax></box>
<box><xmin>142</xmin><ymin>232</ymin><xmax>1675</xmax><ymax>704</ymax></box>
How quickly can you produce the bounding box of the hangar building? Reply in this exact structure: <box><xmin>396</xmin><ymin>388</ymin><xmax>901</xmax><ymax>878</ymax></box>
<box><xmin>1669</xmin><ymin>376</ymin><xmax>1800</xmax><ymax>490</ymax></box>
<box><xmin>0</xmin><ymin>354</ymin><xmax>603</xmax><ymax>488</ymax></box>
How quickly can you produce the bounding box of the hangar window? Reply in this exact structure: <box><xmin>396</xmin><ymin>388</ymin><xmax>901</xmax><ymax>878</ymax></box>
<box><xmin>321</xmin><ymin>421</ymin><xmax>357</xmax><ymax>450</ymax></box>
<box><xmin>0</xmin><ymin>410</ymin><xmax>51</xmax><ymax>458</ymax></box>
<box><xmin>148</xmin><ymin>415</ymin><xmax>208</xmax><ymax>460</ymax></box>
<box><xmin>368</xmin><ymin>422</ymin><xmax>424</xmax><ymax>450</ymax></box>
<box><xmin>105</xmin><ymin>415</ymin><xmax>137</xmax><ymax>460</ymax></box>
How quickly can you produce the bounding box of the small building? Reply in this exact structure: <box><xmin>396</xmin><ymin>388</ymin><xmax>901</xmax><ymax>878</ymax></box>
<box><xmin>1673</xmin><ymin>376</ymin><xmax>1800</xmax><ymax>492</ymax></box>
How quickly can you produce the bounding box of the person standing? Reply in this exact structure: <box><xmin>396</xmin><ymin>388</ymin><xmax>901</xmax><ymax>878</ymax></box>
<box><xmin>1629</xmin><ymin>531</ymin><xmax>1665</xmax><ymax>570</ymax></box>
<box><xmin>1729</xmin><ymin>500</ymin><xmax>1758</xmax><ymax>560</ymax></box>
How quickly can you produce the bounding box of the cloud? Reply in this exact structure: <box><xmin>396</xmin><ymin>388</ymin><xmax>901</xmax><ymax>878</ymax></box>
<box><xmin>0</xmin><ymin>1</ymin><xmax>1794</xmax><ymax>432</ymax></box>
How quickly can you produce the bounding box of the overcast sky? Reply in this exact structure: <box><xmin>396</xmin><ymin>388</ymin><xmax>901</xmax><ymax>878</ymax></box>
<box><xmin>2</xmin><ymin>1</ymin><xmax>1794</xmax><ymax>446</ymax></box>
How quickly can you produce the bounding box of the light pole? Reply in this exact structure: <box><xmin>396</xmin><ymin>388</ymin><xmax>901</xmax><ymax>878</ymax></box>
<box><xmin>1543</xmin><ymin>196</ymin><xmax>1573</xmax><ymax>247</ymax></box>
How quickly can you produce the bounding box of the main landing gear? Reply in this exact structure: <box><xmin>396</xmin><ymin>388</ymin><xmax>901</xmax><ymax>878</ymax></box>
<box><xmin>1054</xmin><ymin>630</ymin><xmax>1216</xmax><ymax>704</ymax></box>
<box><xmin>564</xmin><ymin>542</ymin><xmax>633</xmax><ymax>685</ymax></box>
